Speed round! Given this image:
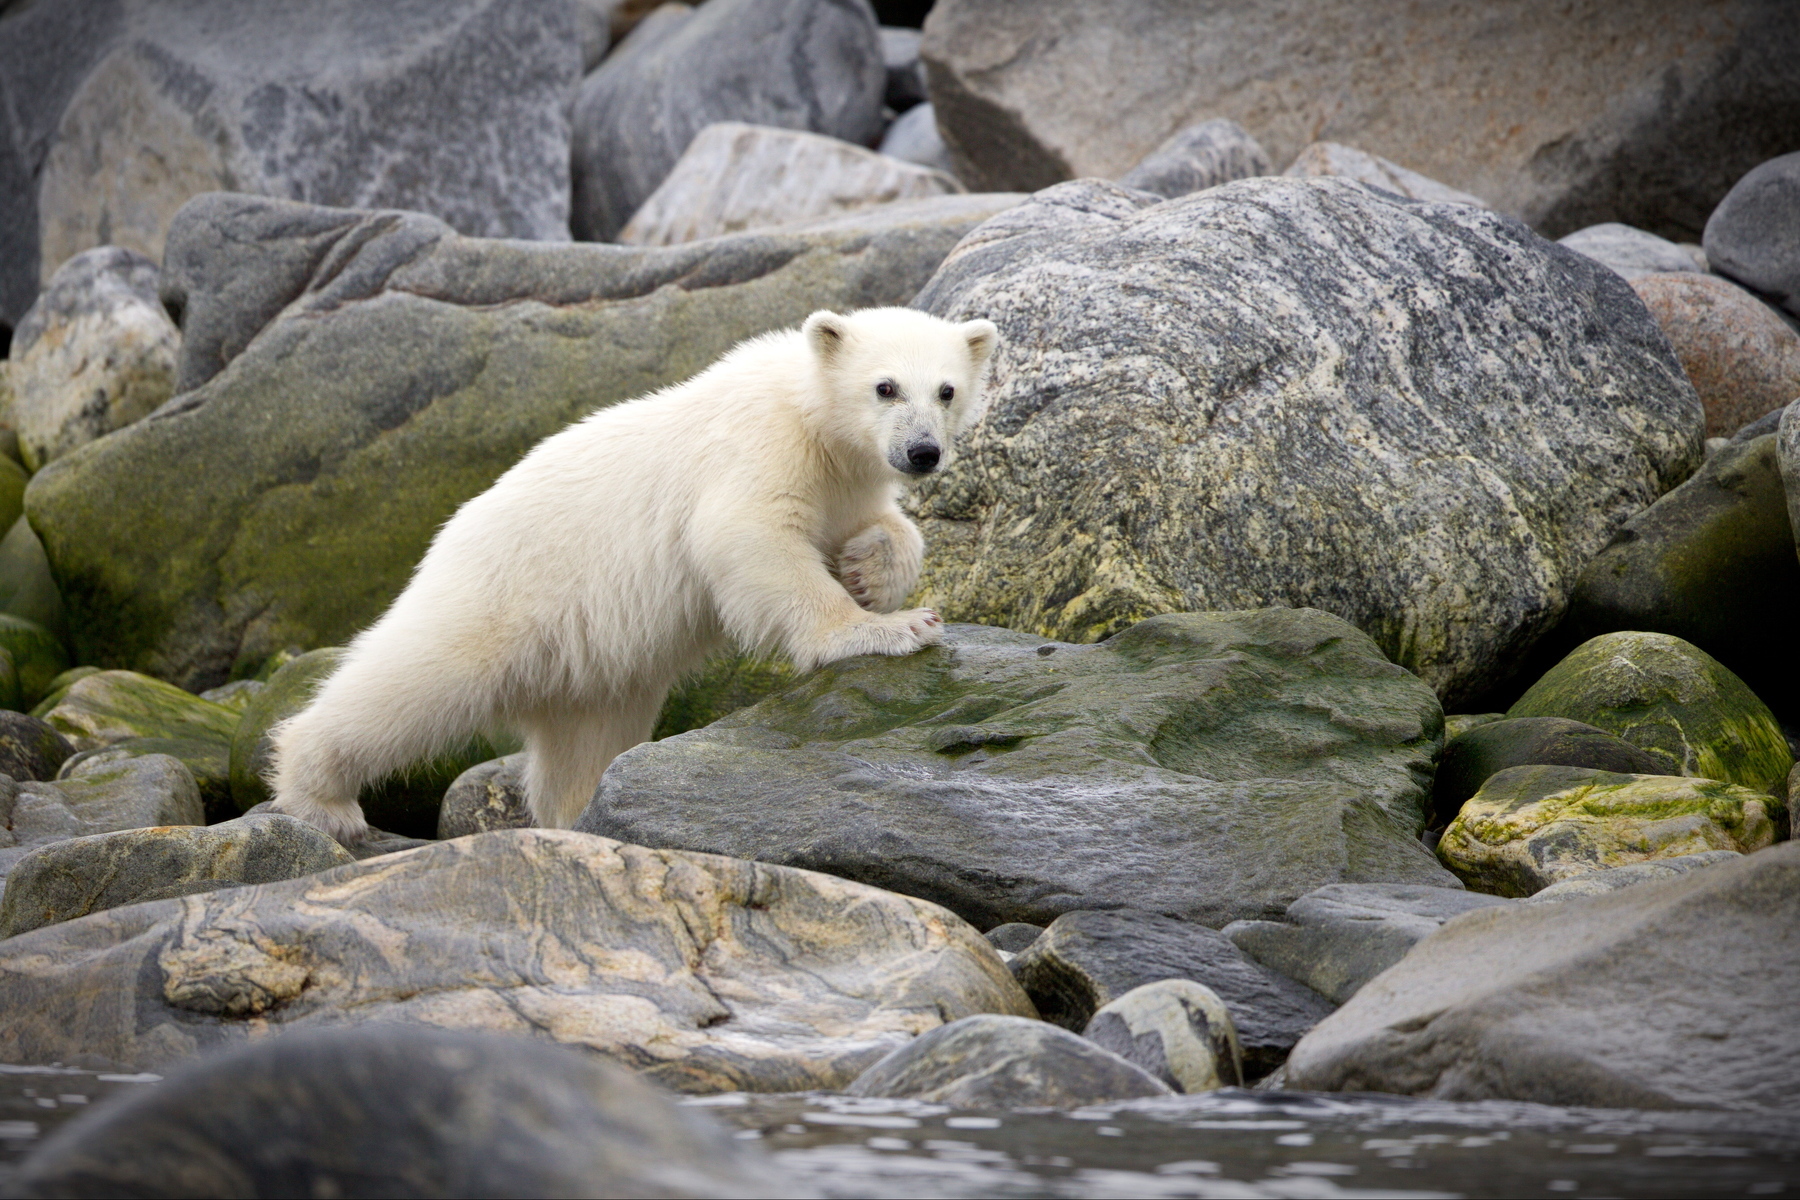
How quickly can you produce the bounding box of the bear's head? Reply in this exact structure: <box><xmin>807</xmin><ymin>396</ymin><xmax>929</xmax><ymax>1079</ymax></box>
<box><xmin>803</xmin><ymin>307</ymin><xmax>999</xmax><ymax>481</ymax></box>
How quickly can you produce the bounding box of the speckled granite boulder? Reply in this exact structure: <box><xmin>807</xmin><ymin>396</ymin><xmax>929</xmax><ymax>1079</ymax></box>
<box><xmin>908</xmin><ymin>176</ymin><xmax>1700</xmax><ymax>706</ymax></box>
<box><xmin>580</xmin><ymin>610</ymin><xmax>1454</xmax><ymax>931</ymax></box>
<box><xmin>845</xmin><ymin>1014</ymin><xmax>1169</xmax><ymax>1106</ymax></box>
<box><xmin>1117</xmin><ymin>119</ymin><xmax>1269</xmax><ymax>199</ymax></box>
<box><xmin>0</xmin><ymin>829</ymin><xmax>1033</xmax><ymax>1088</ymax></box>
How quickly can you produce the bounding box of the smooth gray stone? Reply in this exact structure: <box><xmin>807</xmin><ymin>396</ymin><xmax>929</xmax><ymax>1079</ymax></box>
<box><xmin>1223</xmin><ymin>883</ymin><xmax>1514</xmax><ymax>1005</ymax></box>
<box><xmin>1082</xmin><ymin>979</ymin><xmax>1244</xmax><ymax>1094</ymax></box>
<box><xmin>1008</xmin><ymin>908</ymin><xmax>1336</xmax><ymax>1079</ymax></box>
<box><xmin>908</xmin><ymin>176</ymin><xmax>1700</xmax><ymax>708</ymax></box>
<box><xmin>1705</xmin><ymin>151</ymin><xmax>1800</xmax><ymax>317</ymax></box>
<box><xmin>846</xmin><ymin>1014</ymin><xmax>1171</xmax><ymax>1106</ymax></box>
<box><xmin>6</xmin><ymin>1025</ymin><xmax>801</xmax><ymax>1199</ymax></box>
<box><xmin>1523</xmin><ymin>849</ymin><xmax>1744</xmax><ymax>903</ymax></box>
<box><xmin>879</xmin><ymin>102</ymin><xmax>956</xmax><ymax>175</ymax></box>
<box><xmin>1559</xmin><ymin>223</ymin><xmax>1705</xmax><ymax>281</ymax></box>
<box><xmin>438</xmin><ymin>754</ymin><xmax>533</xmax><ymax>839</ymax></box>
<box><xmin>0</xmin><ymin>755</ymin><xmax>203</xmax><ymax>891</ymax></box>
<box><xmin>0</xmin><ymin>711</ymin><xmax>74</xmax><ymax>783</ymax></box>
<box><xmin>570</xmin><ymin>0</ymin><xmax>886</xmax><ymax>241</ymax></box>
<box><xmin>984</xmin><ymin>922</ymin><xmax>1044</xmax><ymax>955</ymax></box>
<box><xmin>1286</xmin><ymin>842</ymin><xmax>1800</xmax><ymax>1111</ymax></box>
<box><xmin>1118</xmin><ymin>118</ymin><xmax>1270</xmax><ymax>199</ymax></box>
<box><xmin>1730</xmin><ymin>402</ymin><xmax>1789</xmax><ymax>443</ymax></box>
<box><xmin>0</xmin><ymin>811</ymin><xmax>355</xmax><ymax>938</ymax></box>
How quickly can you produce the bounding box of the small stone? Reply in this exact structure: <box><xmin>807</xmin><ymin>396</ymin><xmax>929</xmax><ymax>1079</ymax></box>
<box><xmin>61</xmin><ymin>739</ymin><xmax>234</xmax><ymax>825</ymax></box>
<box><xmin>1438</xmin><ymin>765</ymin><xmax>1777</xmax><ymax>896</ymax></box>
<box><xmin>1081</xmin><ymin>979</ymin><xmax>1244</xmax><ymax>1093</ymax></box>
<box><xmin>984</xmin><ymin>922</ymin><xmax>1044</xmax><ymax>954</ymax></box>
<box><xmin>1118</xmin><ymin>118</ymin><xmax>1270</xmax><ymax>199</ymax></box>
<box><xmin>878</xmin><ymin>103</ymin><xmax>956</xmax><ymax>175</ymax></box>
<box><xmin>1523</xmin><ymin>849</ymin><xmax>1744</xmax><ymax>903</ymax></box>
<box><xmin>0</xmin><ymin>710</ymin><xmax>73</xmax><ymax>781</ymax></box>
<box><xmin>1283</xmin><ymin>141</ymin><xmax>1487</xmax><ymax>207</ymax></box>
<box><xmin>1008</xmin><ymin>908</ymin><xmax>1335</xmax><ymax>1079</ymax></box>
<box><xmin>43</xmin><ymin>670</ymin><xmax>237</xmax><ymax>820</ymax></box>
<box><xmin>0</xmin><ymin>811</ymin><xmax>355</xmax><ymax>938</ymax></box>
<box><xmin>1222</xmin><ymin>884</ymin><xmax>1514</xmax><ymax>1004</ymax></box>
<box><xmin>6</xmin><ymin>1025</ymin><xmax>798</xmax><ymax>1199</ymax></box>
<box><xmin>616</xmin><ymin>122</ymin><xmax>961</xmax><ymax>246</ymax></box>
<box><xmin>1431</xmin><ymin>717</ymin><xmax>1667</xmax><ymax>827</ymax></box>
<box><xmin>1704</xmin><ymin>150</ymin><xmax>1800</xmax><ymax>319</ymax></box>
<box><xmin>1631</xmin><ymin>272</ymin><xmax>1800</xmax><ymax>437</ymax></box>
<box><xmin>1507</xmin><ymin>631</ymin><xmax>1792</xmax><ymax>794</ymax></box>
<box><xmin>438</xmin><ymin>754</ymin><xmax>533</xmax><ymax>839</ymax></box>
<box><xmin>1559</xmin><ymin>223</ymin><xmax>1708</xmax><ymax>281</ymax></box>
<box><xmin>845</xmin><ymin>1013</ymin><xmax>1171</xmax><ymax>1106</ymax></box>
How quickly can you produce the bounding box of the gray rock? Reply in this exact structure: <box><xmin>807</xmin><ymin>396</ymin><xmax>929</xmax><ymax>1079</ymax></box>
<box><xmin>845</xmin><ymin>1014</ymin><xmax>1170</xmax><ymax>1106</ymax></box>
<box><xmin>0</xmin><ymin>828</ymin><xmax>1033</xmax><ymax>1084</ymax></box>
<box><xmin>1118</xmin><ymin>119</ymin><xmax>1270</xmax><ymax>199</ymax></box>
<box><xmin>1564</xmin><ymin>433</ymin><xmax>1799</xmax><ymax>724</ymax></box>
<box><xmin>1783</xmin><ymin>402</ymin><xmax>1800</xmax><ymax>556</ymax></box>
<box><xmin>879</xmin><ymin>25</ymin><xmax>927</xmax><ymax>111</ymax></box>
<box><xmin>1559</xmin><ymin>222</ymin><xmax>1708</xmax><ymax>281</ymax></box>
<box><xmin>0</xmin><ymin>711</ymin><xmax>74</xmax><ymax>782</ymax></box>
<box><xmin>196</xmin><ymin>678</ymin><xmax>265</xmax><ymax>713</ymax></box>
<box><xmin>571</xmin><ymin>0</ymin><xmax>886</xmax><ymax>241</ymax></box>
<box><xmin>909</xmin><ymin>176</ymin><xmax>1700</xmax><ymax>706</ymax></box>
<box><xmin>0</xmin><ymin>755</ymin><xmax>203</xmax><ymax>891</ymax></box>
<box><xmin>1081</xmin><ymin>980</ymin><xmax>1244</xmax><ymax>1094</ymax></box>
<box><xmin>29</xmin><ymin>0</ymin><xmax>580</xmax><ymax>304</ymax></box>
<box><xmin>1731</xmin><ymin>401</ymin><xmax>1789</xmax><ymax>443</ymax></box>
<box><xmin>0</xmin><ymin>811</ymin><xmax>355</xmax><ymax>938</ymax></box>
<box><xmin>6</xmin><ymin>1025</ymin><xmax>799</xmax><ymax>1199</ymax></box>
<box><xmin>1286</xmin><ymin>842</ymin><xmax>1800</xmax><ymax>1110</ymax></box>
<box><xmin>1430</xmin><ymin>717</ymin><xmax>1667</xmax><ymax>827</ymax></box>
<box><xmin>616</xmin><ymin>122</ymin><xmax>961</xmax><ymax>246</ymax></box>
<box><xmin>1222</xmin><ymin>884</ymin><xmax>1514</xmax><ymax>1005</ymax></box>
<box><xmin>984</xmin><ymin>922</ymin><xmax>1043</xmax><ymax>954</ymax></box>
<box><xmin>1523</xmin><ymin>849</ymin><xmax>1744</xmax><ymax>903</ymax></box>
<box><xmin>34</xmin><ymin>188</ymin><xmax>1006</xmax><ymax>689</ymax></box>
<box><xmin>579</xmin><ymin>611</ymin><xmax>1457</xmax><ymax>933</ymax></box>
<box><xmin>1008</xmin><ymin>908</ymin><xmax>1336</xmax><ymax>1079</ymax></box>
<box><xmin>1705</xmin><ymin>151</ymin><xmax>1800</xmax><ymax>317</ymax></box>
<box><xmin>7</xmin><ymin>247</ymin><xmax>177</xmax><ymax>471</ymax></box>
<box><xmin>919</xmin><ymin>0</ymin><xmax>1800</xmax><ymax>238</ymax></box>
<box><xmin>438</xmin><ymin>754</ymin><xmax>533</xmax><ymax>839</ymax></box>
<box><xmin>1284</xmin><ymin>141</ymin><xmax>1488</xmax><ymax>208</ymax></box>
<box><xmin>878</xmin><ymin>102</ymin><xmax>956</xmax><ymax>176</ymax></box>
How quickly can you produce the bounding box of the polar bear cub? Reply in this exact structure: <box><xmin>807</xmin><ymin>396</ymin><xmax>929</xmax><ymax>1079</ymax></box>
<box><xmin>269</xmin><ymin>307</ymin><xmax>999</xmax><ymax>843</ymax></box>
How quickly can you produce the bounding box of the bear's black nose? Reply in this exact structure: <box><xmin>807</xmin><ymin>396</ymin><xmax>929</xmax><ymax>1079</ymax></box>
<box><xmin>907</xmin><ymin>441</ymin><xmax>941</xmax><ymax>473</ymax></box>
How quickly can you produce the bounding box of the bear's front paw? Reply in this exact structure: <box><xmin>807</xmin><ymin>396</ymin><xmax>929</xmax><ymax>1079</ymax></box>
<box><xmin>836</xmin><ymin>524</ymin><xmax>921</xmax><ymax>614</ymax></box>
<box><xmin>269</xmin><ymin>794</ymin><xmax>372</xmax><ymax>848</ymax></box>
<box><xmin>889</xmin><ymin>607</ymin><xmax>944</xmax><ymax>651</ymax></box>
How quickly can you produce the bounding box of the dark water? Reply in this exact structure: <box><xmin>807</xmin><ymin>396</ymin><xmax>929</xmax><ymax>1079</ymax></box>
<box><xmin>3</xmin><ymin>1067</ymin><xmax>1795</xmax><ymax>1198</ymax></box>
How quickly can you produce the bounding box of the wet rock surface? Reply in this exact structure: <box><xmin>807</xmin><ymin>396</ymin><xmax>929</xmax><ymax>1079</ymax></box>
<box><xmin>0</xmin><ymin>829</ymin><xmax>1033</xmax><ymax>1089</ymax></box>
<box><xmin>580</xmin><ymin>611</ymin><xmax>1454</xmax><ymax>931</ymax></box>
<box><xmin>1081</xmin><ymin>980</ymin><xmax>1244</xmax><ymax>1094</ymax></box>
<box><xmin>908</xmin><ymin>176</ymin><xmax>1699</xmax><ymax>705</ymax></box>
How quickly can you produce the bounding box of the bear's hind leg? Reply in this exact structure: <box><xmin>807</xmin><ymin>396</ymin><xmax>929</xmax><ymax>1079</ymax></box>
<box><xmin>520</xmin><ymin>688</ymin><xmax>665</xmax><ymax>829</ymax></box>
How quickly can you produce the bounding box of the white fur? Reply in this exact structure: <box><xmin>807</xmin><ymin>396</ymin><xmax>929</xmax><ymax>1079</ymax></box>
<box><xmin>269</xmin><ymin>307</ymin><xmax>999</xmax><ymax>842</ymax></box>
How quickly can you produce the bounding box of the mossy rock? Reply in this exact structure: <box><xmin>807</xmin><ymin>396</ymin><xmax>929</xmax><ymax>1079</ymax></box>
<box><xmin>230</xmin><ymin>648</ymin><xmax>518</xmax><ymax>839</ymax></box>
<box><xmin>1430</xmin><ymin>716</ymin><xmax>1666</xmax><ymax>827</ymax></box>
<box><xmin>41</xmin><ymin>669</ymin><xmax>238</xmax><ymax>754</ymax></box>
<box><xmin>0</xmin><ymin>614</ymin><xmax>68</xmax><ymax>709</ymax></box>
<box><xmin>0</xmin><ymin>648</ymin><xmax>18</xmax><ymax>713</ymax></box>
<box><xmin>0</xmin><ymin>516</ymin><xmax>65</xmax><ymax>644</ymax></box>
<box><xmin>0</xmin><ymin>456</ymin><xmax>25</xmax><ymax>537</ymax></box>
<box><xmin>29</xmin><ymin>665</ymin><xmax>103</xmax><ymax>718</ymax></box>
<box><xmin>652</xmin><ymin>651</ymin><xmax>801</xmax><ymax>741</ymax></box>
<box><xmin>1508</xmin><ymin>631</ymin><xmax>1792</xmax><ymax>794</ymax></box>
<box><xmin>59</xmin><ymin>736</ymin><xmax>235</xmax><ymax>824</ymax></box>
<box><xmin>1438</xmin><ymin>764</ymin><xmax>1777</xmax><ymax>896</ymax></box>
<box><xmin>1442</xmin><ymin>713</ymin><xmax>1504</xmax><ymax>741</ymax></box>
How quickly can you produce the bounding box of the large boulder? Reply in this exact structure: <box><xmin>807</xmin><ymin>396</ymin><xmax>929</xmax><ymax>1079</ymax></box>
<box><xmin>1430</xmin><ymin>717</ymin><xmax>1667</xmax><ymax>827</ymax></box>
<box><xmin>1704</xmin><ymin>151</ymin><xmax>1800</xmax><ymax>319</ymax></box>
<box><xmin>28</xmin><ymin>189</ymin><xmax>1010</xmax><ymax>689</ymax></box>
<box><xmin>42</xmin><ymin>669</ymin><xmax>238</xmax><ymax>819</ymax></box>
<box><xmin>6</xmin><ymin>1026</ymin><xmax>797</xmax><ymax>1199</ymax></box>
<box><xmin>0</xmin><ymin>828</ymin><xmax>1033</xmax><ymax>1088</ymax></box>
<box><xmin>1630</xmin><ymin>274</ymin><xmax>1800</xmax><ymax>437</ymax></box>
<box><xmin>909</xmin><ymin>177</ymin><xmax>1701</xmax><ymax>706</ymax></box>
<box><xmin>5</xmin><ymin>247</ymin><xmax>178</xmax><ymax>471</ymax></box>
<box><xmin>1285</xmin><ymin>843</ymin><xmax>1800</xmax><ymax>1111</ymax></box>
<box><xmin>0</xmin><ymin>755</ymin><xmax>204</xmax><ymax>891</ymax></box>
<box><xmin>918</xmin><ymin>0</ymin><xmax>1800</xmax><ymax>238</ymax></box>
<box><xmin>1525</xmin><ymin>849</ymin><xmax>1745</xmax><ymax>904</ymax></box>
<box><xmin>570</xmin><ymin>0</ymin><xmax>886</xmax><ymax>242</ymax></box>
<box><xmin>579</xmin><ymin>611</ymin><xmax>1456</xmax><ymax>932</ymax></box>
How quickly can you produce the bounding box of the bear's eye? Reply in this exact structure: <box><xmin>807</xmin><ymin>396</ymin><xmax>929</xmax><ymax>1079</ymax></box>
<box><xmin>938</xmin><ymin>383</ymin><xmax>955</xmax><ymax>403</ymax></box>
<box><xmin>875</xmin><ymin>380</ymin><xmax>898</xmax><ymax>399</ymax></box>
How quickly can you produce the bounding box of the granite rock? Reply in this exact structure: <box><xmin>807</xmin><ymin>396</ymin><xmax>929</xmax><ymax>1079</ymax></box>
<box><xmin>909</xmin><ymin>176</ymin><xmax>1701</xmax><ymax>705</ymax></box>
<box><xmin>33</xmin><ymin>190</ymin><xmax>1006</xmax><ymax>689</ymax></box>
<box><xmin>1081</xmin><ymin>980</ymin><xmax>1244</xmax><ymax>1094</ymax></box>
<box><xmin>6</xmin><ymin>1025</ymin><xmax>798</xmax><ymax>1199</ymax></box>
<box><xmin>1222</xmin><ymin>884</ymin><xmax>1514</xmax><ymax>1005</ymax></box>
<box><xmin>1285</xmin><ymin>842</ymin><xmax>1800</xmax><ymax>1110</ymax></box>
<box><xmin>0</xmin><ymin>811</ymin><xmax>354</xmax><ymax>939</ymax></box>
<box><xmin>579</xmin><ymin>611</ymin><xmax>1456</xmax><ymax>932</ymax></box>
<box><xmin>1704</xmin><ymin>151</ymin><xmax>1800</xmax><ymax>318</ymax></box>
<box><xmin>616</xmin><ymin>122</ymin><xmax>961</xmax><ymax>246</ymax></box>
<box><xmin>878</xmin><ymin>103</ymin><xmax>956</xmax><ymax>176</ymax></box>
<box><xmin>1284</xmin><ymin>142</ymin><xmax>1487</xmax><ymax>207</ymax></box>
<box><xmin>918</xmin><ymin>0</ymin><xmax>1800</xmax><ymax>238</ymax></box>
<box><xmin>6</xmin><ymin>247</ymin><xmax>177</xmax><ymax>472</ymax></box>
<box><xmin>570</xmin><ymin>0</ymin><xmax>886</xmax><ymax>242</ymax></box>
<box><xmin>1430</xmin><ymin>717</ymin><xmax>1667</xmax><ymax>827</ymax></box>
<box><xmin>1438</xmin><ymin>765</ymin><xmax>1777</xmax><ymax>897</ymax></box>
<box><xmin>845</xmin><ymin>1014</ymin><xmax>1169</xmax><ymax>1106</ymax></box>
<box><xmin>1008</xmin><ymin>908</ymin><xmax>1336</xmax><ymax>1079</ymax></box>
<box><xmin>0</xmin><ymin>711</ymin><xmax>73</xmax><ymax>782</ymax></box>
<box><xmin>1630</xmin><ymin>273</ymin><xmax>1800</xmax><ymax>437</ymax></box>
<box><xmin>1559</xmin><ymin>223</ymin><xmax>1707</xmax><ymax>281</ymax></box>
<box><xmin>1118</xmin><ymin>119</ymin><xmax>1270</xmax><ymax>200</ymax></box>
<box><xmin>437</xmin><ymin>754</ymin><xmax>533</xmax><ymax>839</ymax></box>
<box><xmin>0</xmin><ymin>828</ymin><xmax>1033</xmax><ymax>1086</ymax></box>
<box><xmin>1523</xmin><ymin>849</ymin><xmax>1744</xmax><ymax>903</ymax></box>
<box><xmin>0</xmin><ymin>755</ymin><xmax>204</xmax><ymax>891</ymax></box>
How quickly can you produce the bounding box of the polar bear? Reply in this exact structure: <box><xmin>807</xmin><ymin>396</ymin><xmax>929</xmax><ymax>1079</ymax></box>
<box><xmin>269</xmin><ymin>307</ymin><xmax>999</xmax><ymax>843</ymax></box>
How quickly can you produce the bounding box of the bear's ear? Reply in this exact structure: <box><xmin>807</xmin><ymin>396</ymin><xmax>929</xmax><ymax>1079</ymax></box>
<box><xmin>961</xmin><ymin>319</ymin><xmax>1000</xmax><ymax>369</ymax></box>
<box><xmin>803</xmin><ymin>311</ymin><xmax>850</xmax><ymax>363</ymax></box>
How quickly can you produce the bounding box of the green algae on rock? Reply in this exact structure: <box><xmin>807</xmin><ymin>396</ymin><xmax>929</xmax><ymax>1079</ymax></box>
<box><xmin>1438</xmin><ymin>764</ymin><xmax>1776</xmax><ymax>896</ymax></box>
<box><xmin>1507</xmin><ymin>631</ymin><xmax>1792</xmax><ymax>793</ymax></box>
<box><xmin>0</xmin><ymin>612</ymin><xmax>66</xmax><ymax>709</ymax></box>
